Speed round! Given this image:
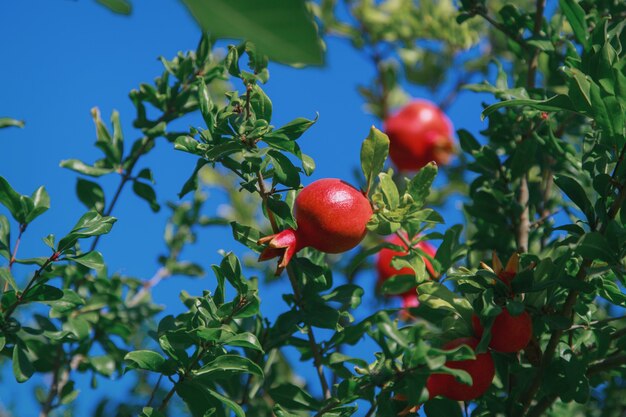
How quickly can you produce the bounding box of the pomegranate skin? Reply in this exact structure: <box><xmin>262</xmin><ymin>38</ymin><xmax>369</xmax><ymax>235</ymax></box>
<box><xmin>426</xmin><ymin>337</ymin><xmax>495</xmax><ymax>401</ymax></box>
<box><xmin>384</xmin><ymin>100</ymin><xmax>454</xmax><ymax>171</ymax></box>
<box><xmin>472</xmin><ymin>309</ymin><xmax>532</xmax><ymax>353</ymax></box>
<box><xmin>294</xmin><ymin>178</ymin><xmax>372</xmax><ymax>253</ymax></box>
<box><xmin>258</xmin><ymin>178</ymin><xmax>372</xmax><ymax>274</ymax></box>
<box><xmin>376</xmin><ymin>234</ymin><xmax>437</xmax><ymax>297</ymax></box>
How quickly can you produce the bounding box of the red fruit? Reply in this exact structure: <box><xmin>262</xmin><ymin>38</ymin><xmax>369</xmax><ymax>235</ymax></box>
<box><xmin>384</xmin><ymin>100</ymin><xmax>454</xmax><ymax>171</ymax></box>
<box><xmin>258</xmin><ymin>178</ymin><xmax>372</xmax><ymax>274</ymax></box>
<box><xmin>472</xmin><ymin>309</ymin><xmax>532</xmax><ymax>353</ymax></box>
<box><xmin>376</xmin><ymin>234</ymin><xmax>437</xmax><ymax>298</ymax></box>
<box><xmin>426</xmin><ymin>337</ymin><xmax>495</xmax><ymax>401</ymax></box>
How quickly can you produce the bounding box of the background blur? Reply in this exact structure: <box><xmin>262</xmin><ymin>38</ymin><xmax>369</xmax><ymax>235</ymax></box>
<box><xmin>0</xmin><ymin>1</ymin><xmax>490</xmax><ymax>415</ymax></box>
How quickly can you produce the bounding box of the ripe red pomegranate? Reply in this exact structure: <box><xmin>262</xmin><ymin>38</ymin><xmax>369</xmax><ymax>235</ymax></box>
<box><xmin>384</xmin><ymin>100</ymin><xmax>454</xmax><ymax>171</ymax></box>
<box><xmin>426</xmin><ymin>337</ymin><xmax>495</xmax><ymax>401</ymax></box>
<box><xmin>258</xmin><ymin>178</ymin><xmax>372</xmax><ymax>274</ymax></box>
<box><xmin>472</xmin><ymin>309</ymin><xmax>532</xmax><ymax>353</ymax></box>
<box><xmin>376</xmin><ymin>234</ymin><xmax>437</xmax><ymax>304</ymax></box>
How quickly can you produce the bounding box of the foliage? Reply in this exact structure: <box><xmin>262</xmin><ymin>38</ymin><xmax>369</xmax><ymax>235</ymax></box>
<box><xmin>3</xmin><ymin>1</ymin><xmax>626</xmax><ymax>417</ymax></box>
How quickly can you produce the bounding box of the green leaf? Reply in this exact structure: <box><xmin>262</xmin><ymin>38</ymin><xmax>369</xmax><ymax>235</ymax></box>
<box><xmin>0</xmin><ymin>215</ymin><xmax>9</xmax><ymax>259</ymax></box>
<box><xmin>272</xmin><ymin>116</ymin><xmax>317</xmax><ymax>140</ymax></box>
<box><xmin>57</xmin><ymin>211</ymin><xmax>117</xmax><ymax>252</ymax></box>
<box><xmin>576</xmin><ymin>232</ymin><xmax>617</xmax><ymax>263</ymax></box>
<box><xmin>194</xmin><ymin>354</ymin><xmax>263</xmax><ymax>378</ymax></box>
<box><xmin>95</xmin><ymin>0</ymin><xmax>132</xmax><ymax>15</ymax></box>
<box><xmin>70</xmin><ymin>251</ymin><xmax>105</xmax><ymax>271</ymax></box>
<box><xmin>0</xmin><ymin>118</ymin><xmax>25</xmax><ymax>129</ymax></box>
<box><xmin>205</xmin><ymin>387</ymin><xmax>246</xmax><ymax>417</ymax></box>
<box><xmin>559</xmin><ymin>0</ymin><xmax>589</xmax><ymax>50</ymax></box>
<box><xmin>267</xmin><ymin>197</ymin><xmax>297</xmax><ymax>229</ymax></box>
<box><xmin>406</xmin><ymin>162</ymin><xmax>438</xmax><ymax>206</ymax></box>
<box><xmin>378</xmin><ymin>172</ymin><xmax>399</xmax><ymax>209</ymax></box>
<box><xmin>60</xmin><ymin>159</ymin><xmax>115</xmax><ymax>177</ymax></box>
<box><xmin>12</xmin><ymin>344</ymin><xmax>34</xmax><ymax>383</ymax></box>
<box><xmin>76</xmin><ymin>178</ymin><xmax>105</xmax><ymax>213</ymax></box>
<box><xmin>423</xmin><ymin>398</ymin><xmax>463</xmax><ymax>417</ymax></box>
<box><xmin>268</xmin><ymin>383</ymin><xmax>319</xmax><ymax>411</ymax></box>
<box><xmin>179</xmin><ymin>159</ymin><xmax>208</xmax><ymax>199</ymax></box>
<box><xmin>482</xmin><ymin>95</ymin><xmax>575</xmax><ymax>120</ymax></box>
<box><xmin>124</xmin><ymin>350</ymin><xmax>166</xmax><ymax>373</ymax></box>
<box><xmin>268</xmin><ymin>150</ymin><xmax>301</xmax><ymax>188</ymax></box>
<box><xmin>24</xmin><ymin>285</ymin><xmax>63</xmax><ymax>302</ymax></box>
<box><xmin>133</xmin><ymin>181</ymin><xmax>160</xmax><ymax>212</ymax></box>
<box><xmin>222</xmin><ymin>332</ymin><xmax>264</xmax><ymax>352</ymax></box>
<box><xmin>180</xmin><ymin>0</ymin><xmax>324</xmax><ymax>65</ymax></box>
<box><xmin>0</xmin><ymin>176</ymin><xmax>25</xmax><ymax>223</ymax></box>
<box><xmin>231</xmin><ymin>222</ymin><xmax>263</xmax><ymax>252</ymax></box>
<box><xmin>250</xmin><ymin>85</ymin><xmax>272</xmax><ymax>121</ymax></box>
<box><xmin>554</xmin><ymin>175</ymin><xmax>593</xmax><ymax>221</ymax></box>
<box><xmin>139</xmin><ymin>408</ymin><xmax>167</xmax><ymax>417</ymax></box>
<box><xmin>0</xmin><ymin>267</ymin><xmax>18</xmax><ymax>291</ymax></box>
<box><xmin>510</xmin><ymin>137</ymin><xmax>538</xmax><ymax>178</ymax></box>
<box><xmin>361</xmin><ymin>126</ymin><xmax>390</xmax><ymax>193</ymax></box>
<box><xmin>219</xmin><ymin>253</ymin><xmax>248</xmax><ymax>293</ymax></box>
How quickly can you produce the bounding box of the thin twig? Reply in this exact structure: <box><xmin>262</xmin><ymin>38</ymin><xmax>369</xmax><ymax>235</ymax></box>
<box><xmin>4</xmin><ymin>223</ymin><xmax>26</xmax><ymax>292</ymax></box>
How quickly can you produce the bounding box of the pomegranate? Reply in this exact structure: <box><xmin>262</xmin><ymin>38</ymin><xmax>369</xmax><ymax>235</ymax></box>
<box><xmin>384</xmin><ymin>100</ymin><xmax>454</xmax><ymax>171</ymax></box>
<box><xmin>376</xmin><ymin>234</ymin><xmax>437</xmax><ymax>303</ymax></box>
<box><xmin>426</xmin><ymin>337</ymin><xmax>495</xmax><ymax>401</ymax></box>
<box><xmin>472</xmin><ymin>309</ymin><xmax>532</xmax><ymax>353</ymax></box>
<box><xmin>258</xmin><ymin>178</ymin><xmax>372</xmax><ymax>274</ymax></box>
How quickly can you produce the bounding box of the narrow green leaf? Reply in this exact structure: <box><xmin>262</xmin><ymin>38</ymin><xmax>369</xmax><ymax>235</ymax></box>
<box><xmin>407</xmin><ymin>162</ymin><xmax>438</xmax><ymax>206</ymax></box>
<box><xmin>60</xmin><ymin>159</ymin><xmax>115</xmax><ymax>177</ymax></box>
<box><xmin>0</xmin><ymin>118</ymin><xmax>25</xmax><ymax>129</ymax></box>
<box><xmin>0</xmin><ymin>267</ymin><xmax>17</xmax><ymax>291</ymax></box>
<box><xmin>361</xmin><ymin>126</ymin><xmax>390</xmax><ymax>194</ymax></box>
<box><xmin>95</xmin><ymin>0</ymin><xmax>132</xmax><ymax>15</ymax></box>
<box><xmin>559</xmin><ymin>0</ymin><xmax>589</xmax><ymax>50</ymax></box>
<box><xmin>482</xmin><ymin>95</ymin><xmax>575</xmax><ymax>120</ymax></box>
<box><xmin>12</xmin><ymin>344</ymin><xmax>34</xmax><ymax>383</ymax></box>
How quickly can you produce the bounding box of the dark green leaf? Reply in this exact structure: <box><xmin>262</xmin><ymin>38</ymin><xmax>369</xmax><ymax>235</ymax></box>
<box><xmin>559</xmin><ymin>0</ymin><xmax>589</xmax><ymax>50</ymax></box>
<box><xmin>133</xmin><ymin>181</ymin><xmax>160</xmax><ymax>212</ymax></box>
<box><xmin>76</xmin><ymin>178</ymin><xmax>105</xmax><ymax>213</ymax></box>
<box><xmin>95</xmin><ymin>0</ymin><xmax>132</xmax><ymax>14</ymax></box>
<box><xmin>181</xmin><ymin>0</ymin><xmax>324</xmax><ymax>65</ymax></box>
<box><xmin>12</xmin><ymin>344</ymin><xmax>34</xmax><ymax>383</ymax></box>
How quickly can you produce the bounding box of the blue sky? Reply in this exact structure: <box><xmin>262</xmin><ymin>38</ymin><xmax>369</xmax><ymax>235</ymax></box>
<box><xmin>0</xmin><ymin>1</ymin><xmax>492</xmax><ymax>415</ymax></box>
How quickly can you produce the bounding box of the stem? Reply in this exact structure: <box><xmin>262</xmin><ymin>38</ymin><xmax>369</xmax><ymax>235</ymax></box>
<box><xmin>158</xmin><ymin>379</ymin><xmax>179</xmax><ymax>413</ymax></box>
<box><xmin>256</xmin><ymin>166</ymin><xmax>331</xmax><ymax>400</ymax></box>
<box><xmin>4</xmin><ymin>223</ymin><xmax>26</xmax><ymax>292</ymax></box>
<box><xmin>147</xmin><ymin>374</ymin><xmax>163</xmax><ymax>408</ymax></box>
<box><xmin>39</xmin><ymin>346</ymin><xmax>64</xmax><ymax>417</ymax></box>
<box><xmin>2</xmin><ymin>254</ymin><xmax>56</xmax><ymax>320</ymax></box>
<box><xmin>127</xmin><ymin>267</ymin><xmax>171</xmax><ymax>307</ymax></box>
<box><xmin>587</xmin><ymin>353</ymin><xmax>626</xmax><ymax>376</ymax></box>
<box><xmin>566</xmin><ymin>314</ymin><xmax>626</xmax><ymax>332</ymax></box>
